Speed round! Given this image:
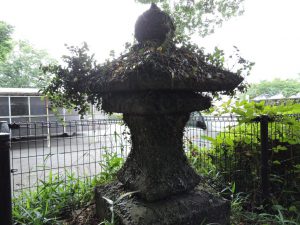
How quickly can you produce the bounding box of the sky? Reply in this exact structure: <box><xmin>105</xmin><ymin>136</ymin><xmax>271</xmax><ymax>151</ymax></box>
<box><xmin>1</xmin><ymin>0</ymin><xmax>300</xmax><ymax>84</ymax></box>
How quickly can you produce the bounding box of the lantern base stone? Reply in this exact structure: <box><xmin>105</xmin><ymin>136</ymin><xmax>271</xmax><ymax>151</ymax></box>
<box><xmin>95</xmin><ymin>181</ymin><xmax>230</xmax><ymax>225</ymax></box>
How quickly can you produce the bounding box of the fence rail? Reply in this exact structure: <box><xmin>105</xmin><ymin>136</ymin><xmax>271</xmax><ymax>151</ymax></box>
<box><xmin>7</xmin><ymin>116</ymin><xmax>300</xmax><ymax>193</ymax></box>
<box><xmin>1</xmin><ymin>115</ymin><xmax>299</xmax><ymax>223</ymax></box>
<box><xmin>9</xmin><ymin>119</ymin><xmax>130</xmax><ymax>193</ymax></box>
<box><xmin>9</xmin><ymin>116</ymin><xmax>240</xmax><ymax>193</ymax></box>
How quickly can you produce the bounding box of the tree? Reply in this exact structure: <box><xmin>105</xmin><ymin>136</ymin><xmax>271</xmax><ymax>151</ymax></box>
<box><xmin>246</xmin><ymin>78</ymin><xmax>300</xmax><ymax>98</ymax></box>
<box><xmin>0</xmin><ymin>40</ymin><xmax>57</xmax><ymax>88</ymax></box>
<box><xmin>136</xmin><ymin>0</ymin><xmax>245</xmax><ymax>42</ymax></box>
<box><xmin>0</xmin><ymin>21</ymin><xmax>14</xmax><ymax>62</ymax></box>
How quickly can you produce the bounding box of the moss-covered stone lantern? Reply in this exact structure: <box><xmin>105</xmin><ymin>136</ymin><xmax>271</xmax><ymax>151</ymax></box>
<box><xmin>94</xmin><ymin>3</ymin><xmax>243</xmax><ymax>224</ymax></box>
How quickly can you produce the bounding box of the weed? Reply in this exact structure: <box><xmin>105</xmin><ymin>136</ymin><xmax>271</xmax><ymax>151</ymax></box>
<box><xmin>101</xmin><ymin>191</ymin><xmax>139</xmax><ymax>225</ymax></box>
<box><xmin>13</xmin><ymin>171</ymin><xmax>95</xmax><ymax>225</ymax></box>
<box><xmin>12</xmin><ymin>151</ymin><xmax>124</xmax><ymax>225</ymax></box>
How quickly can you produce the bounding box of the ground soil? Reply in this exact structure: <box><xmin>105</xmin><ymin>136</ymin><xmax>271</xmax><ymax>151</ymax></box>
<box><xmin>64</xmin><ymin>204</ymin><xmax>99</xmax><ymax>225</ymax></box>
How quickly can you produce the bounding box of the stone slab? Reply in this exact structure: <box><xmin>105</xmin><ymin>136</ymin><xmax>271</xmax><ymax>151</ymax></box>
<box><xmin>95</xmin><ymin>182</ymin><xmax>230</xmax><ymax>225</ymax></box>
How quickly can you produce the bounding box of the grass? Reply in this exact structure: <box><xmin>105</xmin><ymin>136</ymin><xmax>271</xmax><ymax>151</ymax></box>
<box><xmin>186</xmin><ymin>138</ymin><xmax>300</xmax><ymax>225</ymax></box>
<box><xmin>12</xmin><ymin>145</ymin><xmax>299</xmax><ymax>225</ymax></box>
<box><xmin>12</xmin><ymin>152</ymin><xmax>124</xmax><ymax>225</ymax></box>
<box><xmin>13</xmin><ymin>172</ymin><xmax>95</xmax><ymax>225</ymax></box>
<box><xmin>230</xmin><ymin>192</ymin><xmax>300</xmax><ymax>224</ymax></box>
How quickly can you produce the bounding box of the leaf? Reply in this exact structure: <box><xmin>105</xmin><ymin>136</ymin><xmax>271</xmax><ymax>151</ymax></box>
<box><xmin>273</xmin><ymin>145</ymin><xmax>287</xmax><ymax>152</ymax></box>
<box><xmin>102</xmin><ymin>196</ymin><xmax>114</xmax><ymax>205</ymax></box>
<box><xmin>231</xmin><ymin>182</ymin><xmax>236</xmax><ymax>194</ymax></box>
<box><xmin>272</xmin><ymin>204</ymin><xmax>285</xmax><ymax>211</ymax></box>
<box><xmin>201</xmin><ymin>135</ymin><xmax>215</xmax><ymax>142</ymax></box>
<box><xmin>288</xmin><ymin>206</ymin><xmax>297</xmax><ymax>212</ymax></box>
<box><xmin>272</xmin><ymin>160</ymin><xmax>281</xmax><ymax>165</ymax></box>
<box><xmin>115</xmin><ymin>191</ymin><xmax>140</xmax><ymax>204</ymax></box>
<box><xmin>156</xmin><ymin>46</ymin><xmax>163</xmax><ymax>52</ymax></box>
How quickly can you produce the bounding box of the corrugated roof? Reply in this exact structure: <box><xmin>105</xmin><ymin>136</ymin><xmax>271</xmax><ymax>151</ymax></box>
<box><xmin>289</xmin><ymin>93</ymin><xmax>300</xmax><ymax>99</ymax></box>
<box><xmin>253</xmin><ymin>94</ymin><xmax>269</xmax><ymax>101</ymax></box>
<box><xmin>253</xmin><ymin>93</ymin><xmax>300</xmax><ymax>101</ymax></box>
<box><xmin>0</xmin><ymin>88</ymin><xmax>40</xmax><ymax>96</ymax></box>
<box><xmin>268</xmin><ymin>93</ymin><xmax>285</xmax><ymax>100</ymax></box>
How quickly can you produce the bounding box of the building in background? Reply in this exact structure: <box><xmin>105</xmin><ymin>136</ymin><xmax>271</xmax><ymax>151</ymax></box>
<box><xmin>252</xmin><ymin>93</ymin><xmax>300</xmax><ymax>104</ymax></box>
<box><xmin>0</xmin><ymin>88</ymin><xmax>107</xmax><ymax>138</ymax></box>
<box><xmin>0</xmin><ymin>88</ymin><xmax>106</xmax><ymax>124</ymax></box>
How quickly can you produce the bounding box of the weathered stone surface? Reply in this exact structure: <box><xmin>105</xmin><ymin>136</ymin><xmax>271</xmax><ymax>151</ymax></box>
<box><xmin>102</xmin><ymin>91</ymin><xmax>211</xmax><ymax>114</ymax></box>
<box><xmin>135</xmin><ymin>3</ymin><xmax>175</xmax><ymax>44</ymax></box>
<box><xmin>95</xmin><ymin>182</ymin><xmax>230</xmax><ymax>225</ymax></box>
<box><xmin>94</xmin><ymin>3</ymin><xmax>237</xmax><ymax>224</ymax></box>
<box><xmin>117</xmin><ymin>113</ymin><xmax>201</xmax><ymax>202</ymax></box>
<box><xmin>97</xmin><ymin>56</ymin><xmax>244</xmax><ymax>94</ymax></box>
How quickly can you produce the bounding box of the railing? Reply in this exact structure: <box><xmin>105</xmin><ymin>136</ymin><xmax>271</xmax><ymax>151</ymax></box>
<box><xmin>8</xmin><ymin>116</ymin><xmax>240</xmax><ymax>193</ymax></box>
<box><xmin>9</xmin><ymin>119</ymin><xmax>130</xmax><ymax>193</ymax></box>
<box><xmin>1</xmin><ymin>115</ymin><xmax>299</xmax><ymax>223</ymax></box>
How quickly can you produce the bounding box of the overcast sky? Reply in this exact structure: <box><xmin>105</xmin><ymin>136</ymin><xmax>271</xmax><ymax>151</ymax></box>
<box><xmin>1</xmin><ymin>0</ymin><xmax>300</xmax><ymax>84</ymax></box>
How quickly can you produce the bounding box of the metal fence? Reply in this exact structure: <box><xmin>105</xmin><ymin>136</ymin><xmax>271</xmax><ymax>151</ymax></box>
<box><xmin>7</xmin><ymin>116</ymin><xmax>239</xmax><ymax>194</ymax></box>
<box><xmin>1</xmin><ymin>115</ymin><xmax>299</xmax><ymax>215</ymax></box>
<box><xmin>6</xmin><ymin>115</ymin><xmax>300</xmax><ymax>192</ymax></box>
<box><xmin>9</xmin><ymin>119</ymin><xmax>130</xmax><ymax>194</ymax></box>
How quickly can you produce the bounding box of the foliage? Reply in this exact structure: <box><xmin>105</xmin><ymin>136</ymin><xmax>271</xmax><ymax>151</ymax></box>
<box><xmin>13</xmin><ymin>172</ymin><xmax>95</xmax><ymax>225</ymax></box>
<box><xmin>136</xmin><ymin>0</ymin><xmax>245</xmax><ymax>42</ymax></box>
<box><xmin>187</xmin><ymin>144</ymin><xmax>299</xmax><ymax>223</ymax></box>
<box><xmin>212</xmin><ymin>99</ymin><xmax>300</xmax><ymax>121</ymax></box>
<box><xmin>0</xmin><ymin>40</ymin><xmax>57</xmax><ymax>88</ymax></box>
<box><xmin>231</xmin><ymin>192</ymin><xmax>300</xmax><ymax>224</ymax></box>
<box><xmin>98</xmin><ymin>151</ymin><xmax>124</xmax><ymax>183</ymax></box>
<box><xmin>204</xmin><ymin>45</ymin><xmax>254</xmax><ymax>97</ymax></box>
<box><xmin>208</xmin><ymin>100</ymin><xmax>300</xmax><ymax>211</ymax></box>
<box><xmin>41</xmin><ymin>0</ymin><xmax>254</xmax><ymax>116</ymax></box>
<box><xmin>42</xmin><ymin>43</ymin><xmax>100</xmax><ymax>116</ymax></box>
<box><xmin>187</xmin><ymin>142</ymin><xmax>300</xmax><ymax>224</ymax></box>
<box><xmin>186</xmin><ymin>138</ymin><xmax>216</xmax><ymax>175</ymax></box>
<box><xmin>246</xmin><ymin>78</ymin><xmax>300</xmax><ymax>99</ymax></box>
<box><xmin>42</xmin><ymin>40</ymin><xmax>253</xmax><ymax>116</ymax></box>
<box><xmin>13</xmin><ymin>152</ymin><xmax>124</xmax><ymax>225</ymax></box>
<box><xmin>0</xmin><ymin>21</ymin><xmax>14</xmax><ymax>62</ymax></box>
<box><xmin>208</xmin><ymin>46</ymin><xmax>254</xmax><ymax>77</ymax></box>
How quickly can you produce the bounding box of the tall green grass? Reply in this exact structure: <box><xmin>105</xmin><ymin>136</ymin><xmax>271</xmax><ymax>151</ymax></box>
<box><xmin>12</xmin><ymin>152</ymin><xmax>124</xmax><ymax>225</ymax></box>
<box><xmin>230</xmin><ymin>192</ymin><xmax>300</xmax><ymax>224</ymax></box>
<box><xmin>187</xmin><ymin>142</ymin><xmax>300</xmax><ymax>225</ymax></box>
<box><xmin>13</xmin><ymin>141</ymin><xmax>299</xmax><ymax>225</ymax></box>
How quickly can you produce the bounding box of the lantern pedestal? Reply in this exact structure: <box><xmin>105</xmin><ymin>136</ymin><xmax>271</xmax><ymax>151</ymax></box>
<box><xmin>95</xmin><ymin>181</ymin><xmax>230</xmax><ymax>225</ymax></box>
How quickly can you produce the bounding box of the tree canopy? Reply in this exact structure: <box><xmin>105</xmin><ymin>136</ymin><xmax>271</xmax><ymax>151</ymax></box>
<box><xmin>0</xmin><ymin>21</ymin><xmax>14</xmax><ymax>62</ymax></box>
<box><xmin>0</xmin><ymin>40</ymin><xmax>57</xmax><ymax>88</ymax></box>
<box><xmin>136</xmin><ymin>0</ymin><xmax>245</xmax><ymax>42</ymax></box>
<box><xmin>246</xmin><ymin>78</ymin><xmax>300</xmax><ymax>99</ymax></box>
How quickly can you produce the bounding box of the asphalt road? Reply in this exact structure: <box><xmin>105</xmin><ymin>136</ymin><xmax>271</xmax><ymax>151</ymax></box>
<box><xmin>10</xmin><ymin>124</ymin><xmax>130</xmax><ymax>193</ymax></box>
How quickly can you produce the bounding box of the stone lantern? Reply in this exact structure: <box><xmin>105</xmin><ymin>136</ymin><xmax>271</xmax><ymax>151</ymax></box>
<box><xmin>95</xmin><ymin>4</ymin><xmax>243</xmax><ymax>225</ymax></box>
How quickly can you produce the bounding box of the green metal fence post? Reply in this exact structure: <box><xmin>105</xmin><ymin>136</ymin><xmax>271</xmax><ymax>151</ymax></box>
<box><xmin>260</xmin><ymin>115</ymin><xmax>270</xmax><ymax>202</ymax></box>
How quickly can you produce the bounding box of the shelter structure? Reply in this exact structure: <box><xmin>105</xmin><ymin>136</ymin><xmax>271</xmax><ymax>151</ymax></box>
<box><xmin>289</xmin><ymin>93</ymin><xmax>300</xmax><ymax>99</ymax></box>
<box><xmin>94</xmin><ymin>4</ymin><xmax>244</xmax><ymax>225</ymax></box>
<box><xmin>252</xmin><ymin>94</ymin><xmax>270</xmax><ymax>102</ymax></box>
<box><xmin>0</xmin><ymin>88</ymin><xmax>105</xmax><ymax>137</ymax></box>
<box><xmin>253</xmin><ymin>93</ymin><xmax>300</xmax><ymax>105</ymax></box>
<box><xmin>289</xmin><ymin>93</ymin><xmax>300</xmax><ymax>103</ymax></box>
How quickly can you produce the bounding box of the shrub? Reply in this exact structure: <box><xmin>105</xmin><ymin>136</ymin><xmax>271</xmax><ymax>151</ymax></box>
<box><xmin>208</xmin><ymin>100</ymin><xmax>300</xmax><ymax>212</ymax></box>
